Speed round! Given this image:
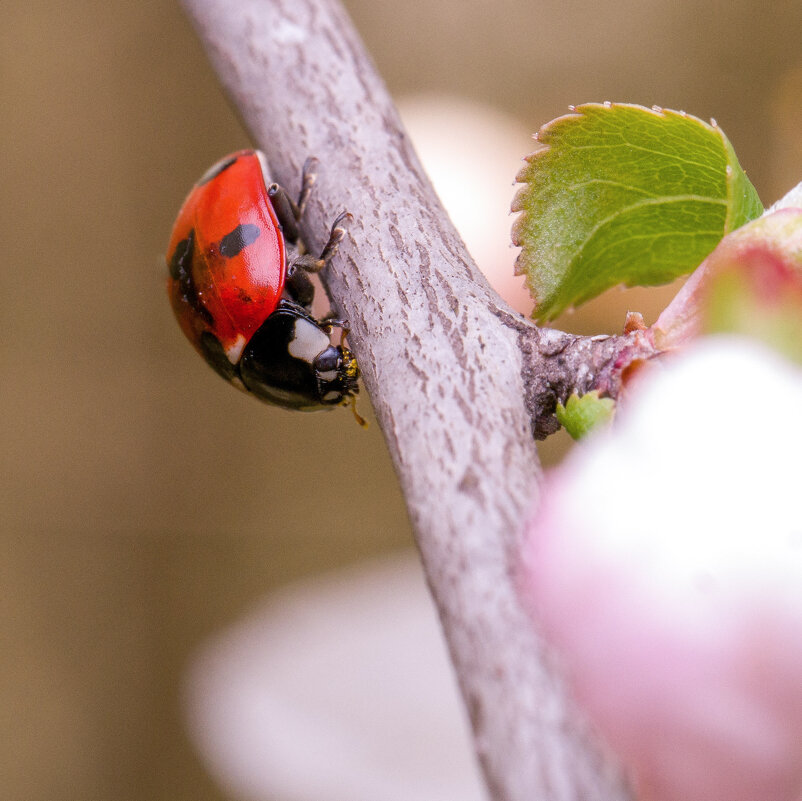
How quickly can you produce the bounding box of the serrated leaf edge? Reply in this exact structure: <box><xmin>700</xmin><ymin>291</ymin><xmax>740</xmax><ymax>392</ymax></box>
<box><xmin>511</xmin><ymin>103</ymin><xmax>720</xmax><ymax>269</ymax></box>
<box><xmin>511</xmin><ymin>102</ymin><xmax>755</xmax><ymax>320</ymax></box>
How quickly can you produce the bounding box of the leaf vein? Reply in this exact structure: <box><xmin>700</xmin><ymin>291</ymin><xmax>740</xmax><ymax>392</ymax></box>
<box><xmin>571</xmin><ymin>228</ymin><xmax>722</xmax><ymax>279</ymax></box>
<box><xmin>566</xmin><ymin>195</ymin><xmax>725</xmax><ymax>270</ymax></box>
<box><xmin>559</xmin><ymin>141</ymin><xmax>723</xmax><ymax>176</ymax></box>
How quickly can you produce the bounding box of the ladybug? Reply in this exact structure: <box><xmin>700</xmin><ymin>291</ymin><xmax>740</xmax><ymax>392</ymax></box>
<box><xmin>167</xmin><ymin>150</ymin><xmax>360</xmax><ymax>413</ymax></box>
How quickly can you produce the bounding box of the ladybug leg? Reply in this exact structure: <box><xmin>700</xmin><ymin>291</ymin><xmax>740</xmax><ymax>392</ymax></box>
<box><xmin>268</xmin><ymin>184</ymin><xmax>301</xmax><ymax>244</ymax></box>
<box><xmin>285</xmin><ymin>266</ymin><xmax>316</xmax><ymax>308</ymax></box>
<box><xmin>318</xmin><ymin>313</ymin><xmax>349</xmax><ymax>333</ymax></box>
<box><xmin>285</xmin><ymin>211</ymin><xmax>351</xmax><ymax>308</ymax></box>
<box><xmin>296</xmin><ymin>156</ymin><xmax>318</xmax><ymax>218</ymax></box>
<box><xmin>319</xmin><ymin>210</ymin><xmax>352</xmax><ymax>263</ymax></box>
<box><xmin>267</xmin><ymin>157</ymin><xmax>319</xmax><ymax>246</ymax></box>
<box><xmin>288</xmin><ymin>211</ymin><xmax>353</xmax><ymax>274</ymax></box>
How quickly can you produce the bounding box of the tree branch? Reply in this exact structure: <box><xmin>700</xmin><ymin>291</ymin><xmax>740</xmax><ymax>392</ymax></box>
<box><xmin>179</xmin><ymin>0</ymin><xmax>640</xmax><ymax>797</ymax></box>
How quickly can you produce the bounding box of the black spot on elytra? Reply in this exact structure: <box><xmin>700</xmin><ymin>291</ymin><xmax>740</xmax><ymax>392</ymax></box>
<box><xmin>168</xmin><ymin>231</ymin><xmax>193</xmax><ymax>282</ymax></box>
<box><xmin>197</xmin><ymin>154</ymin><xmax>239</xmax><ymax>185</ymax></box>
<box><xmin>219</xmin><ymin>223</ymin><xmax>261</xmax><ymax>258</ymax></box>
<box><xmin>169</xmin><ymin>229</ymin><xmax>213</xmax><ymax>326</ymax></box>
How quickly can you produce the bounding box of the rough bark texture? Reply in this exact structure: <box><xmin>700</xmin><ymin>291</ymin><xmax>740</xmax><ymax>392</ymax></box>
<box><xmin>180</xmin><ymin>0</ymin><xmax>640</xmax><ymax>798</ymax></box>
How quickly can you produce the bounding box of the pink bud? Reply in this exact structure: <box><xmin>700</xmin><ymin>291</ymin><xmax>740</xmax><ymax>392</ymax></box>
<box><xmin>653</xmin><ymin>208</ymin><xmax>802</xmax><ymax>350</ymax></box>
<box><xmin>522</xmin><ymin>338</ymin><xmax>802</xmax><ymax>801</ymax></box>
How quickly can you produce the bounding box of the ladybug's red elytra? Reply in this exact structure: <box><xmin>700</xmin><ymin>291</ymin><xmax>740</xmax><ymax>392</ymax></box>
<box><xmin>167</xmin><ymin>150</ymin><xmax>360</xmax><ymax>413</ymax></box>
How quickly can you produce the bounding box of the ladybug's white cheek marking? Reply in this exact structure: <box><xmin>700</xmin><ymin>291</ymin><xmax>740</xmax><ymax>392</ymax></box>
<box><xmin>225</xmin><ymin>334</ymin><xmax>248</xmax><ymax>364</ymax></box>
<box><xmin>322</xmin><ymin>390</ymin><xmax>341</xmax><ymax>402</ymax></box>
<box><xmin>288</xmin><ymin>318</ymin><xmax>329</xmax><ymax>365</ymax></box>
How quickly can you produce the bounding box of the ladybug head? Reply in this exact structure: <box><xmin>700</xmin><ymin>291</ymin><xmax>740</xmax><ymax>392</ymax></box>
<box><xmin>238</xmin><ymin>301</ymin><xmax>359</xmax><ymax>411</ymax></box>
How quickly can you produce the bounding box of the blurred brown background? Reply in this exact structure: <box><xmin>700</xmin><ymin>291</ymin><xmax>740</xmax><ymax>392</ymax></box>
<box><xmin>2</xmin><ymin>0</ymin><xmax>801</xmax><ymax>798</ymax></box>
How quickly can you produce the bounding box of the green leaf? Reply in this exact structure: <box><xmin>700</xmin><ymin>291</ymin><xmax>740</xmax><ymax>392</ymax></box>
<box><xmin>555</xmin><ymin>391</ymin><xmax>616</xmax><ymax>440</ymax></box>
<box><xmin>512</xmin><ymin>103</ymin><xmax>763</xmax><ymax>322</ymax></box>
